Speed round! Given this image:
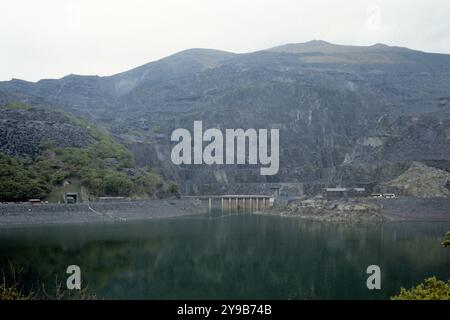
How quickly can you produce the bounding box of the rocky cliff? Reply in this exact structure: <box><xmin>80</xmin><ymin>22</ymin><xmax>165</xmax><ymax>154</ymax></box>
<box><xmin>377</xmin><ymin>162</ymin><xmax>450</xmax><ymax>197</ymax></box>
<box><xmin>1</xmin><ymin>41</ymin><xmax>450</xmax><ymax>195</ymax></box>
<box><xmin>0</xmin><ymin>105</ymin><xmax>94</xmax><ymax>158</ymax></box>
<box><xmin>0</xmin><ymin>104</ymin><xmax>174</xmax><ymax>202</ymax></box>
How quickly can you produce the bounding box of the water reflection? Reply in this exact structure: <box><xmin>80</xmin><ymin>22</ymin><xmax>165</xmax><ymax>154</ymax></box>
<box><xmin>0</xmin><ymin>214</ymin><xmax>449</xmax><ymax>299</ymax></box>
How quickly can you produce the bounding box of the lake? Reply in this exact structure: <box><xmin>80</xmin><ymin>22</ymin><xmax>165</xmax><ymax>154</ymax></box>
<box><xmin>0</xmin><ymin>213</ymin><xmax>449</xmax><ymax>299</ymax></box>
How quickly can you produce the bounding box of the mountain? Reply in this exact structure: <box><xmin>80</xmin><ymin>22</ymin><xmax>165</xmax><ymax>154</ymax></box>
<box><xmin>110</xmin><ymin>48</ymin><xmax>236</xmax><ymax>96</ymax></box>
<box><xmin>269</xmin><ymin>39</ymin><xmax>404</xmax><ymax>54</ymax></box>
<box><xmin>1</xmin><ymin>41</ymin><xmax>450</xmax><ymax>195</ymax></box>
<box><xmin>268</xmin><ymin>40</ymin><xmax>450</xmax><ymax>66</ymax></box>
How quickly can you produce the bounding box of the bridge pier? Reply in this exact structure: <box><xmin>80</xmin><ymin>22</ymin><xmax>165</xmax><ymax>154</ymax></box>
<box><xmin>209</xmin><ymin>197</ymin><xmax>264</xmax><ymax>213</ymax></box>
<box><xmin>218</xmin><ymin>195</ymin><xmax>273</xmax><ymax>213</ymax></box>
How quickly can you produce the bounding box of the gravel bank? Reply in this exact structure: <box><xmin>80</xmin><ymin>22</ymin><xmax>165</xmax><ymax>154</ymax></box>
<box><xmin>262</xmin><ymin>197</ymin><xmax>450</xmax><ymax>224</ymax></box>
<box><xmin>280</xmin><ymin>199</ymin><xmax>385</xmax><ymax>224</ymax></box>
<box><xmin>0</xmin><ymin>198</ymin><xmax>208</xmax><ymax>228</ymax></box>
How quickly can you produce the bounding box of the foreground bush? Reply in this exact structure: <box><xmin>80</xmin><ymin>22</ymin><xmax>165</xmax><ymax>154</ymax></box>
<box><xmin>391</xmin><ymin>277</ymin><xmax>450</xmax><ymax>300</ymax></box>
<box><xmin>1</xmin><ymin>264</ymin><xmax>96</xmax><ymax>300</ymax></box>
<box><xmin>442</xmin><ymin>231</ymin><xmax>450</xmax><ymax>247</ymax></box>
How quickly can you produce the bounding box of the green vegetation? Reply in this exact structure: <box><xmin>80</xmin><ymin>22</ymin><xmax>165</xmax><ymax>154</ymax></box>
<box><xmin>0</xmin><ymin>263</ymin><xmax>96</xmax><ymax>300</ymax></box>
<box><xmin>391</xmin><ymin>277</ymin><xmax>450</xmax><ymax>300</ymax></box>
<box><xmin>0</xmin><ymin>145</ymin><xmax>166</xmax><ymax>202</ymax></box>
<box><xmin>0</xmin><ymin>102</ymin><xmax>31</xmax><ymax>110</ymax></box>
<box><xmin>442</xmin><ymin>231</ymin><xmax>450</xmax><ymax>248</ymax></box>
<box><xmin>0</xmin><ymin>154</ymin><xmax>49</xmax><ymax>201</ymax></box>
<box><xmin>163</xmin><ymin>181</ymin><xmax>178</xmax><ymax>194</ymax></box>
<box><xmin>0</xmin><ymin>105</ymin><xmax>174</xmax><ymax>201</ymax></box>
<box><xmin>389</xmin><ymin>233</ymin><xmax>450</xmax><ymax>300</ymax></box>
<box><xmin>0</xmin><ymin>262</ymin><xmax>35</xmax><ymax>300</ymax></box>
<box><xmin>38</xmin><ymin>142</ymin><xmax>163</xmax><ymax>198</ymax></box>
<box><xmin>0</xmin><ymin>279</ymin><xmax>35</xmax><ymax>300</ymax></box>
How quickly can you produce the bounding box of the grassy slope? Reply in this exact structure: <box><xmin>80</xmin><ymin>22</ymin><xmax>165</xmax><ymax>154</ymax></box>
<box><xmin>0</xmin><ymin>103</ymin><xmax>176</xmax><ymax>202</ymax></box>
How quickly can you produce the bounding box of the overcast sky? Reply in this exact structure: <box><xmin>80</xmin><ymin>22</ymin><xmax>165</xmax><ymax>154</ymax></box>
<box><xmin>1</xmin><ymin>0</ymin><xmax>449</xmax><ymax>81</ymax></box>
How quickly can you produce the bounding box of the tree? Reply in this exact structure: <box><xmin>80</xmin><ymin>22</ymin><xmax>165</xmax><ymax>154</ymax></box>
<box><xmin>163</xmin><ymin>181</ymin><xmax>178</xmax><ymax>194</ymax></box>
<box><xmin>102</xmin><ymin>172</ymin><xmax>133</xmax><ymax>196</ymax></box>
<box><xmin>0</xmin><ymin>154</ymin><xmax>48</xmax><ymax>201</ymax></box>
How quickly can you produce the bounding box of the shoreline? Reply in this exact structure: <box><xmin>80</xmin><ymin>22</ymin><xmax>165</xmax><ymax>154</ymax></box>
<box><xmin>0</xmin><ymin>198</ymin><xmax>208</xmax><ymax>228</ymax></box>
<box><xmin>1</xmin><ymin>196</ymin><xmax>450</xmax><ymax>228</ymax></box>
<box><xmin>265</xmin><ymin>196</ymin><xmax>450</xmax><ymax>225</ymax></box>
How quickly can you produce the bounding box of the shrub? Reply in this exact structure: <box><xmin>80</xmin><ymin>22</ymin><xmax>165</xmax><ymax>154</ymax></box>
<box><xmin>163</xmin><ymin>181</ymin><xmax>178</xmax><ymax>194</ymax></box>
<box><xmin>131</xmin><ymin>172</ymin><xmax>162</xmax><ymax>196</ymax></box>
<box><xmin>0</xmin><ymin>154</ymin><xmax>49</xmax><ymax>201</ymax></box>
<box><xmin>0</xmin><ymin>263</ymin><xmax>96</xmax><ymax>300</ymax></box>
<box><xmin>0</xmin><ymin>106</ymin><xmax>166</xmax><ymax>200</ymax></box>
<box><xmin>102</xmin><ymin>172</ymin><xmax>134</xmax><ymax>196</ymax></box>
<box><xmin>391</xmin><ymin>277</ymin><xmax>450</xmax><ymax>300</ymax></box>
<box><xmin>442</xmin><ymin>231</ymin><xmax>450</xmax><ymax>247</ymax></box>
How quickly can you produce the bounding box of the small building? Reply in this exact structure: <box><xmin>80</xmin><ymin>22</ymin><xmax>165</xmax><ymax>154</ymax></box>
<box><xmin>63</xmin><ymin>193</ymin><xmax>79</xmax><ymax>204</ymax></box>
<box><xmin>323</xmin><ymin>188</ymin><xmax>349</xmax><ymax>199</ymax></box>
<box><xmin>348</xmin><ymin>187</ymin><xmax>367</xmax><ymax>197</ymax></box>
<box><xmin>29</xmin><ymin>199</ymin><xmax>42</xmax><ymax>206</ymax></box>
<box><xmin>323</xmin><ymin>187</ymin><xmax>367</xmax><ymax>199</ymax></box>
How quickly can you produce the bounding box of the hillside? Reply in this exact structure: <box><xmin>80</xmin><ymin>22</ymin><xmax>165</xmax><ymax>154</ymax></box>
<box><xmin>377</xmin><ymin>162</ymin><xmax>450</xmax><ymax>198</ymax></box>
<box><xmin>0</xmin><ymin>103</ymin><xmax>95</xmax><ymax>158</ymax></box>
<box><xmin>0</xmin><ymin>104</ymin><xmax>176</xmax><ymax>202</ymax></box>
<box><xmin>1</xmin><ymin>41</ymin><xmax>450</xmax><ymax>195</ymax></box>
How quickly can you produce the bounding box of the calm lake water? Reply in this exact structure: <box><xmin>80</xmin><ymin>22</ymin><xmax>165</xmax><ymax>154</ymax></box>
<box><xmin>0</xmin><ymin>213</ymin><xmax>449</xmax><ymax>299</ymax></box>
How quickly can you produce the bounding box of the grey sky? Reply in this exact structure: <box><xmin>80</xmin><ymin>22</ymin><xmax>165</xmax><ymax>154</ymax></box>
<box><xmin>1</xmin><ymin>0</ymin><xmax>449</xmax><ymax>81</ymax></box>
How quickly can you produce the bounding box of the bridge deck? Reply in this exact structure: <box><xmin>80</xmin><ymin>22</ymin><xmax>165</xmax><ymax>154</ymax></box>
<box><xmin>185</xmin><ymin>195</ymin><xmax>272</xmax><ymax>199</ymax></box>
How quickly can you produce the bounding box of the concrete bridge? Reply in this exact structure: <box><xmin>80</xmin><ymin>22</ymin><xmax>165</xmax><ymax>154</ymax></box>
<box><xmin>219</xmin><ymin>195</ymin><xmax>274</xmax><ymax>211</ymax></box>
<box><xmin>187</xmin><ymin>195</ymin><xmax>275</xmax><ymax>212</ymax></box>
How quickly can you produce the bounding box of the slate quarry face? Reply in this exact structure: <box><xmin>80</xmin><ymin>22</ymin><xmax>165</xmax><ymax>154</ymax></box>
<box><xmin>1</xmin><ymin>41</ymin><xmax>450</xmax><ymax>194</ymax></box>
<box><xmin>0</xmin><ymin>108</ymin><xmax>95</xmax><ymax>158</ymax></box>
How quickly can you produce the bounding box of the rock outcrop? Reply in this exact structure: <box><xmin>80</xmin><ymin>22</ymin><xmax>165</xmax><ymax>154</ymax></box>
<box><xmin>377</xmin><ymin>162</ymin><xmax>450</xmax><ymax>198</ymax></box>
<box><xmin>0</xmin><ymin>107</ymin><xmax>95</xmax><ymax>158</ymax></box>
<box><xmin>283</xmin><ymin>199</ymin><xmax>385</xmax><ymax>224</ymax></box>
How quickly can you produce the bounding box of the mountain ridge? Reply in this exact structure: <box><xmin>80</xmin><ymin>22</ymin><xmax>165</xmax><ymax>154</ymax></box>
<box><xmin>1</xmin><ymin>40</ymin><xmax>450</xmax><ymax>195</ymax></box>
<box><xmin>4</xmin><ymin>40</ymin><xmax>450</xmax><ymax>84</ymax></box>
